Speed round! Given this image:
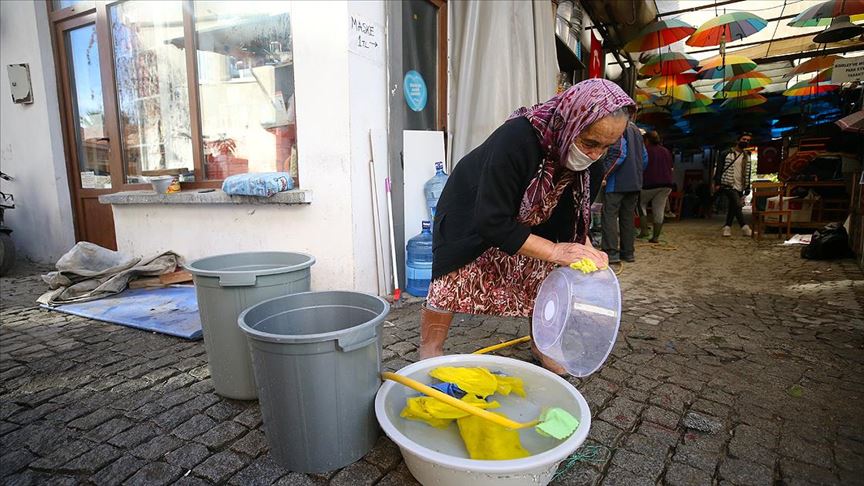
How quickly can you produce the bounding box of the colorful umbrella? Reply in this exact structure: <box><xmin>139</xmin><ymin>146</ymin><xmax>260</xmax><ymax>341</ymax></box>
<box><xmin>721</xmin><ymin>94</ymin><xmax>768</xmax><ymax>109</ymax></box>
<box><xmin>663</xmin><ymin>84</ymin><xmax>697</xmax><ymax>102</ymax></box>
<box><xmin>635</xmin><ymin>88</ymin><xmax>655</xmax><ymax>104</ymax></box>
<box><xmin>698</xmin><ymin>55</ymin><xmax>758</xmax><ymax>79</ymax></box>
<box><xmin>810</xmin><ymin>68</ymin><xmax>834</xmax><ymax>83</ymax></box>
<box><xmin>786</xmin><ymin>55</ymin><xmax>841</xmax><ymax>77</ymax></box>
<box><xmin>713</xmin><ymin>71</ymin><xmax>771</xmax><ymax>91</ymax></box>
<box><xmin>646</xmin><ymin>72</ymin><xmax>700</xmax><ymax>89</ymax></box>
<box><xmin>684</xmin><ymin>105</ymin><xmax>716</xmax><ymax>116</ymax></box>
<box><xmin>691</xmin><ymin>92</ymin><xmax>714</xmax><ymax>107</ymax></box>
<box><xmin>686</xmin><ymin>12</ymin><xmax>768</xmax><ymax>47</ymax></box>
<box><xmin>713</xmin><ymin>87</ymin><xmax>764</xmax><ymax>99</ymax></box>
<box><xmin>783</xmin><ymin>80</ymin><xmax>840</xmax><ymax>96</ymax></box>
<box><xmin>623</xmin><ymin>19</ymin><xmax>697</xmax><ymax>52</ymax></box>
<box><xmin>787</xmin><ymin>0</ymin><xmax>864</xmax><ymax>27</ymax></box>
<box><xmin>639</xmin><ymin>52</ymin><xmax>699</xmax><ymax>76</ymax></box>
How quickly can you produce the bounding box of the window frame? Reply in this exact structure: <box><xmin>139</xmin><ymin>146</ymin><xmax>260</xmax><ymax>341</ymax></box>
<box><xmin>49</xmin><ymin>0</ymin><xmax>299</xmax><ymax>190</ymax></box>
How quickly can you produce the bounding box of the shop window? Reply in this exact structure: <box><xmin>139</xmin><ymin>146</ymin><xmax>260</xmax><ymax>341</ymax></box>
<box><xmin>193</xmin><ymin>2</ymin><xmax>296</xmax><ymax>181</ymax></box>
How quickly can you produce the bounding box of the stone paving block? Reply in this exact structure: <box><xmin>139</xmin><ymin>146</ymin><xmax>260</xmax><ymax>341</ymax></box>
<box><xmin>7</xmin><ymin>402</ymin><xmax>62</xmax><ymax>424</ymax></box>
<box><xmin>189</xmin><ymin>378</ymin><xmax>215</xmax><ymax>394</ymax></box>
<box><xmin>0</xmin><ymin>420</ymin><xmax>20</xmax><ymax>436</ymax></box>
<box><xmin>329</xmin><ymin>460</ymin><xmax>383</xmax><ymax>486</ymax></box>
<box><xmin>718</xmin><ymin>457</ymin><xmax>774</xmax><ymax>485</ymax></box>
<box><xmin>274</xmin><ymin>472</ymin><xmax>320</xmax><ymax>486</ymax></box>
<box><xmin>649</xmin><ymin>383</ymin><xmax>695</xmax><ymax>414</ymax></box>
<box><xmin>228</xmin><ymin>455</ymin><xmax>287</xmax><ymax>486</ymax></box>
<box><xmin>86</xmin><ymin>417</ymin><xmax>134</xmax><ymax>442</ymax></box>
<box><xmin>621</xmin><ymin>432</ymin><xmax>673</xmax><ymax>459</ymax></box>
<box><xmin>61</xmin><ymin>443</ymin><xmax>121</xmax><ymax>474</ymax></box>
<box><xmin>597</xmin><ymin>396</ymin><xmax>644</xmax><ymax>431</ymax></box>
<box><xmin>192</xmin><ymin>450</ymin><xmax>248</xmax><ymax>483</ymax></box>
<box><xmin>68</xmin><ymin>407</ymin><xmax>120</xmax><ymax>431</ymax></box>
<box><xmin>28</xmin><ymin>439</ymin><xmax>91</xmax><ymax>470</ymax></box>
<box><xmin>586</xmin><ymin>419</ymin><xmax>624</xmax><ymax>447</ymax></box>
<box><xmin>173</xmin><ymin>414</ymin><xmax>218</xmax><ymax>441</ymax></box>
<box><xmin>164</xmin><ymin>443</ymin><xmax>211</xmax><ymax>470</ymax></box>
<box><xmin>178</xmin><ymin>393</ymin><xmax>221</xmax><ymax>414</ymax></box>
<box><xmin>194</xmin><ymin>420</ymin><xmax>247</xmax><ymax>450</ymax></box>
<box><xmin>108</xmin><ymin>423</ymin><xmax>159</xmax><ymax>449</ymax></box>
<box><xmin>610</xmin><ymin>449</ymin><xmax>665</xmax><ymax>480</ymax></box>
<box><xmin>727</xmin><ymin>435</ymin><xmax>777</xmax><ymax>468</ymax></box>
<box><xmin>4</xmin><ymin>469</ymin><xmax>80</xmax><ymax>486</ymax></box>
<box><xmin>362</xmin><ymin>436</ymin><xmax>402</xmax><ymax>470</ymax></box>
<box><xmin>602</xmin><ymin>463</ymin><xmax>656</xmax><ymax>486</ymax></box>
<box><xmin>672</xmin><ymin>442</ymin><xmax>721</xmax><ymax>473</ymax></box>
<box><xmin>230</xmin><ymin>429</ymin><xmax>269</xmax><ymax>458</ymax></box>
<box><xmin>234</xmin><ymin>407</ymin><xmax>263</xmax><ymax>428</ymax></box>
<box><xmin>152</xmin><ymin>404</ymin><xmax>197</xmax><ymax>430</ymax></box>
<box><xmin>204</xmin><ymin>400</ymin><xmax>247</xmax><ymax>422</ymax></box>
<box><xmin>130</xmin><ymin>435</ymin><xmax>183</xmax><ymax>461</ymax></box>
<box><xmin>778</xmin><ymin>435</ymin><xmax>833</xmax><ymax>470</ymax></box>
<box><xmin>779</xmin><ymin>459</ymin><xmax>841</xmax><ymax>486</ymax></box>
<box><xmin>172</xmin><ymin>476</ymin><xmax>212</xmax><ymax>486</ymax></box>
<box><xmin>123</xmin><ymin>462</ymin><xmax>185</xmax><ymax>486</ymax></box>
<box><xmin>0</xmin><ymin>448</ymin><xmax>35</xmax><ymax>475</ymax></box>
<box><xmin>89</xmin><ymin>454</ymin><xmax>146</xmax><ymax>486</ymax></box>
<box><xmin>665</xmin><ymin>461</ymin><xmax>713</xmax><ymax>486</ymax></box>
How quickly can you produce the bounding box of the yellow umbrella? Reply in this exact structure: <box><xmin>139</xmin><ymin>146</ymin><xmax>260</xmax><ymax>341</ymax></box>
<box><xmin>698</xmin><ymin>54</ymin><xmax>758</xmax><ymax>79</ymax></box>
<box><xmin>646</xmin><ymin>72</ymin><xmax>700</xmax><ymax>89</ymax></box>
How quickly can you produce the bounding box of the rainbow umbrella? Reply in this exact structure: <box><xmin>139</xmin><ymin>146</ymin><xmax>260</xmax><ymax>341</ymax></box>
<box><xmin>624</xmin><ymin>19</ymin><xmax>697</xmax><ymax>52</ymax></box>
<box><xmin>635</xmin><ymin>88</ymin><xmax>655</xmax><ymax>104</ymax></box>
<box><xmin>697</xmin><ymin>55</ymin><xmax>758</xmax><ymax>79</ymax></box>
<box><xmin>686</xmin><ymin>12</ymin><xmax>768</xmax><ymax>47</ymax></box>
<box><xmin>663</xmin><ymin>84</ymin><xmax>697</xmax><ymax>102</ymax></box>
<box><xmin>810</xmin><ymin>68</ymin><xmax>834</xmax><ymax>83</ymax></box>
<box><xmin>783</xmin><ymin>80</ymin><xmax>840</xmax><ymax>96</ymax></box>
<box><xmin>639</xmin><ymin>52</ymin><xmax>699</xmax><ymax>76</ymax></box>
<box><xmin>787</xmin><ymin>0</ymin><xmax>864</xmax><ymax>27</ymax></box>
<box><xmin>646</xmin><ymin>72</ymin><xmax>700</xmax><ymax>89</ymax></box>
<box><xmin>786</xmin><ymin>55</ymin><xmax>841</xmax><ymax>77</ymax></box>
<box><xmin>714</xmin><ymin>87</ymin><xmax>764</xmax><ymax>99</ymax></box>
<box><xmin>721</xmin><ymin>94</ymin><xmax>767</xmax><ymax>109</ymax></box>
<box><xmin>684</xmin><ymin>105</ymin><xmax>716</xmax><ymax>116</ymax></box>
<box><xmin>691</xmin><ymin>92</ymin><xmax>714</xmax><ymax>107</ymax></box>
<box><xmin>713</xmin><ymin>71</ymin><xmax>771</xmax><ymax>91</ymax></box>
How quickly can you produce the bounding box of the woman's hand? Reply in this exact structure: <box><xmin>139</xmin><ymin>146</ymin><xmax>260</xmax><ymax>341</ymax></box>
<box><xmin>548</xmin><ymin>242</ymin><xmax>609</xmax><ymax>268</ymax></box>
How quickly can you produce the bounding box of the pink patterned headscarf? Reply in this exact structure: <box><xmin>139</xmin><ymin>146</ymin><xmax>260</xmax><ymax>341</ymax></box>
<box><xmin>508</xmin><ymin>79</ymin><xmax>635</xmax><ymax>243</ymax></box>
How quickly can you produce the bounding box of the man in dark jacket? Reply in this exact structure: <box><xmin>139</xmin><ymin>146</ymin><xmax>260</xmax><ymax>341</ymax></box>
<box><xmin>600</xmin><ymin>121</ymin><xmax>647</xmax><ymax>263</ymax></box>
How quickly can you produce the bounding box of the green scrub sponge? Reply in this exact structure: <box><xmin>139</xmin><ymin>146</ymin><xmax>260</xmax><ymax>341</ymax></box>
<box><xmin>535</xmin><ymin>407</ymin><xmax>580</xmax><ymax>440</ymax></box>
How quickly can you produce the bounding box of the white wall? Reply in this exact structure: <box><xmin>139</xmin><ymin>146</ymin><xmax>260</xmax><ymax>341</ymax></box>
<box><xmin>0</xmin><ymin>1</ymin><xmax>76</xmax><ymax>264</ymax></box>
<box><xmin>112</xmin><ymin>2</ymin><xmax>390</xmax><ymax>294</ymax></box>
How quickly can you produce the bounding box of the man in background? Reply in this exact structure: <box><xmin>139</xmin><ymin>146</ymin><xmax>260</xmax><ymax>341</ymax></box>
<box><xmin>600</xmin><ymin>121</ymin><xmax>647</xmax><ymax>263</ymax></box>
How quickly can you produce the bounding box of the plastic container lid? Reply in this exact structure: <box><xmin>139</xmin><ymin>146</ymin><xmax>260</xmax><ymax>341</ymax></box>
<box><xmin>532</xmin><ymin>267</ymin><xmax>621</xmax><ymax>377</ymax></box>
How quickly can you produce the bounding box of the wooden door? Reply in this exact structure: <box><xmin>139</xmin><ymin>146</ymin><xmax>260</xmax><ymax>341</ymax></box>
<box><xmin>54</xmin><ymin>12</ymin><xmax>119</xmax><ymax>250</ymax></box>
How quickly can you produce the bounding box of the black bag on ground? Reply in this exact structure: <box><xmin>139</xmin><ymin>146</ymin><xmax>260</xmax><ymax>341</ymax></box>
<box><xmin>800</xmin><ymin>223</ymin><xmax>851</xmax><ymax>260</ymax></box>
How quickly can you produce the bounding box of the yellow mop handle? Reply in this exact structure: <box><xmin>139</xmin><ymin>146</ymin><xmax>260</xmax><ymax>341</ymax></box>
<box><xmin>381</xmin><ymin>371</ymin><xmax>538</xmax><ymax>430</ymax></box>
<box><xmin>472</xmin><ymin>336</ymin><xmax>532</xmax><ymax>355</ymax></box>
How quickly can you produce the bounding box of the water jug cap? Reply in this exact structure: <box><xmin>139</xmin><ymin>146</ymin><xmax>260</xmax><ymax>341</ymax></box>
<box><xmin>435</xmin><ymin>161</ymin><xmax>444</xmax><ymax>171</ymax></box>
<box><xmin>421</xmin><ymin>221</ymin><xmax>431</xmax><ymax>230</ymax></box>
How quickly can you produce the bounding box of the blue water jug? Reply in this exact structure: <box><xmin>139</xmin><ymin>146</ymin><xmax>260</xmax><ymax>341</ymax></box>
<box><xmin>423</xmin><ymin>161</ymin><xmax>449</xmax><ymax>219</ymax></box>
<box><xmin>406</xmin><ymin>221</ymin><xmax>433</xmax><ymax>297</ymax></box>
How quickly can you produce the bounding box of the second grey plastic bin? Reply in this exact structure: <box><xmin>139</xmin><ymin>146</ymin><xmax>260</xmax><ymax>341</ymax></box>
<box><xmin>186</xmin><ymin>251</ymin><xmax>315</xmax><ymax>400</ymax></box>
<box><xmin>238</xmin><ymin>291</ymin><xmax>389</xmax><ymax>473</ymax></box>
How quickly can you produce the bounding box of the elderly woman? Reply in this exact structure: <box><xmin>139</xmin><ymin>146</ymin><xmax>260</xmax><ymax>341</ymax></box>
<box><xmin>419</xmin><ymin>79</ymin><xmax>635</xmax><ymax>373</ymax></box>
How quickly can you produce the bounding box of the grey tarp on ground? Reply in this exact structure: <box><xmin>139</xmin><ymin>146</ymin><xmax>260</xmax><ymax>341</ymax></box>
<box><xmin>38</xmin><ymin>242</ymin><xmax>182</xmax><ymax>305</ymax></box>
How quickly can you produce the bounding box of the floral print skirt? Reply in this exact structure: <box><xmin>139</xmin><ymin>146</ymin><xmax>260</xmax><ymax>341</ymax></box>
<box><xmin>426</xmin><ymin>248</ymin><xmax>556</xmax><ymax>317</ymax></box>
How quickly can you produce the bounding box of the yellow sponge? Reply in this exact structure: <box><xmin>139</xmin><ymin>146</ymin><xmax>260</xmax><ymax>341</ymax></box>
<box><xmin>569</xmin><ymin>257</ymin><xmax>603</xmax><ymax>273</ymax></box>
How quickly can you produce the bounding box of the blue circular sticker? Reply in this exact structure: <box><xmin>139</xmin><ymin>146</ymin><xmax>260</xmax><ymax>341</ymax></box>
<box><xmin>403</xmin><ymin>70</ymin><xmax>428</xmax><ymax>112</ymax></box>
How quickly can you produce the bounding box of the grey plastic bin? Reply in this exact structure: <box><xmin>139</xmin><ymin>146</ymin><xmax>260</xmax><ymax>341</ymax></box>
<box><xmin>238</xmin><ymin>291</ymin><xmax>389</xmax><ymax>473</ymax></box>
<box><xmin>186</xmin><ymin>252</ymin><xmax>315</xmax><ymax>400</ymax></box>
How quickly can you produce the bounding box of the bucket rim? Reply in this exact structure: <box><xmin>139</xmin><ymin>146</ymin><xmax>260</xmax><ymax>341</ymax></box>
<box><xmin>186</xmin><ymin>251</ymin><xmax>316</xmax><ymax>278</ymax></box>
<box><xmin>374</xmin><ymin>354</ymin><xmax>592</xmax><ymax>473</ymax></box>
<box><xmin>237</xmin><ymin>290</ymin><xmax>390</xmax><ymax>344</ymax></box>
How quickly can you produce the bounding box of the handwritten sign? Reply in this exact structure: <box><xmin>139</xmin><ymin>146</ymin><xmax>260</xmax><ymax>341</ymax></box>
<box><xmin>832</xmin><ymin>55</ymin><xmax>864</xmax><ymax>84</ymax></box>
<box><xmin>349</xmin><ymin>14</ymin><xmax>383</xmax><ymax>65</ymax></box>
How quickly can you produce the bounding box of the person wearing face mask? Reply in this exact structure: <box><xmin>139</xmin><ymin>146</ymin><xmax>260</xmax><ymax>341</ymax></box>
<box><xmin>714</xmin><ymin>132</ymin><xmax>753</xmax><ymax>237</ymax></box>
<box><xmin>597</xmin><ymin>120</ymin><xmax>648</xmax><ymax>263</ymax></box>
<box><xmin>418</xmin><ymin>79</ymin><xmax>635</xmax><ymax>374</ymax></box>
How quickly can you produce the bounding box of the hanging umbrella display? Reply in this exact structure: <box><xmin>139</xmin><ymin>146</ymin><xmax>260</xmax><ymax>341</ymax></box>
<box><xmin>684</xmin><ymin>105</ymin><xmax>716</xmax><ymax>116</ymax></box>
<box><xmin>698</xmin><ymin>55</ymin><xmax>758</xmax><ymax>79</ymax></box>
<box><xmin>713</xmin><ymin>71</ymin><xmax>771</xmax><ymax>91</ymax></box>
<box><xmin>810</xmin><ymin>68</ymin><xmax>834</xmax><ymax>83</ymax></box>
<box><xmin>635</xmin><ymin>88</ymin><xmax>656</xmax><ymax>104</ymax></box>
<box><xmin>787</xmin><ymin>0</ymin><xmax>864</xmax><ymax>27</ymax></box>
<box><xmin>686</xmin><ymin>12</ymin><xmax>768</xmax><ymax>47</ymax></box>
<box><xmin>646</xmin><ymin>72</ymin><xmax>700</xmax><ymax>89</ymax></box>
<box><xmin>639</xmin><ymin>52</ymin><xmax>699</xmax><ymax>76</ymax></box>
<box><xmin>786</xmin><ymin>54</ymin><xmax>841</xmax><ymax>77</ymax></box>
<box><xmin>662</xmin><ymin>84</ymin><xmax>697</xmax><ymax>102</ymax></box>
<box><xmin>713</xmin><ymin>87</ymin><xmax>764</xmax><ymax>99</ymax></box>
<box><xmin>783</xmin><ymin>80</ymin><xmax>840</xmax><ymax>96</ymax></box>
<box><xmin>623</xmin><ymin>19</ymin><xmax>697</xmax><ymax>52</ymax></box>
<box><xmin>637</xmin><ymin>106</ymin><xmax>673</xmax><ymax>124</ymax></box>
<box><xmin>691</xmin><ymin>92</ymin><xmax>714</xmax><ymax>107</ymax></box>
<box><xmin>721</xmin><ymin>94</ymin><xmax>768</xmax><ymax>109</ymax></box>
<box><xmin>835</xmin><ymin>110</ymin><xmax>864</xmax><ymax>133</ymax></box>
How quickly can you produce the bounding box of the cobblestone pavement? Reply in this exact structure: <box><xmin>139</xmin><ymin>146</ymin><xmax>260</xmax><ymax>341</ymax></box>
<box><xmin>2</xmin><ymin>219</ymin><xmax>863</xmax><ymax>485</ymax></box>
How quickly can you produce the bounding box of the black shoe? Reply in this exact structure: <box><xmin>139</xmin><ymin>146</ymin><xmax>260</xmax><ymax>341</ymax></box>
<box><xmin>607</xmin><ymin>254</ymin><xmax>621</xmax><ymax>264</ymax></box>
<box><xmin>622</xmin><ymin>255</ymin><xmax>635</xmax><ymax>262</ymax></box>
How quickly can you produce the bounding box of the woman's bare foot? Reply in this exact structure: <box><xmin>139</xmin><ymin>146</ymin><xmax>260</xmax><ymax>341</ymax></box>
<box><xmin>531</xmin><ymin>342</ymin><xmax>568</xmax><ymax>376</ymax></box>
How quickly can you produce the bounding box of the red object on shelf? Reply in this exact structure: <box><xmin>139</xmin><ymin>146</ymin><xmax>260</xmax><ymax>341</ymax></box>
<box><xmin>206</xmin><ymin>154</ymin><xmax>248</xmax><ymax>180</ymax></box>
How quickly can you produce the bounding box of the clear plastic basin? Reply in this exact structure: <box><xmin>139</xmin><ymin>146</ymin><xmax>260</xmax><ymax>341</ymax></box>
<box><xmin>532</xmin><ymin>267</ymin><xmax>621</xmax><ymax>377</ymax></box>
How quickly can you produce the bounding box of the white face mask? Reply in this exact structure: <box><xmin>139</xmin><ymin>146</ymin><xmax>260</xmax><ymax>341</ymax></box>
<box><xmin>565</xmin><ymin>143</ymin><xmax>603</xmax><ymax>172</ymax></box>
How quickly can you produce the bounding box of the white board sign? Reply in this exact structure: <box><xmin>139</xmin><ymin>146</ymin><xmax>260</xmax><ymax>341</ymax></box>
<box><xmin>348</xmin><ymin>14</ymin><xmax>384</xmax><ymax>65</ymax></box>
<box><xmin>832</xmin><ymin>55</ymin><xmax>864</xmax><ymax>83</ymax></box>
<box><xmin>403</xmin><ymin>130</ymin><xmax>445</xmax><ymax>250</ymax></box>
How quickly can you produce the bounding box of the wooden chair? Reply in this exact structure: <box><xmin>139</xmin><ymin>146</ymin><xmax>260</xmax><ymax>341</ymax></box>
<box><xmin>751</xmin><ymin>182</ymin><xmax>792</xmax><ymax>240</ymax></box>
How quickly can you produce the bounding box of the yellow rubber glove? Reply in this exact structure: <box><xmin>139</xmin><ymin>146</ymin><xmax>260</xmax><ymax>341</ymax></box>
<box><xmin>429</xmin><ymin>367</ymin><xmax>499</xmax><ymax>398</ymax></box>
<box><xmin>400</xmin><ymin>394</ymin><xmax>499</xmax><ymax>429</ymax></box>
<box><xmin>495</xmin><ymin>375</ymin><xmax>527</xmax><ymax>398</ymax></box>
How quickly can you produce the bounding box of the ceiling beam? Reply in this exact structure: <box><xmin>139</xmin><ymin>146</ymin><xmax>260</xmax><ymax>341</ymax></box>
<box><xmin>752</xmin><ymin>44</ymin><xmax>864</xmax><ymax>64</ymax></box>
<box><xmin>655</xmin><ymin>0</ymin><xmax>745</xmax><ymax>19</ymax></box>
